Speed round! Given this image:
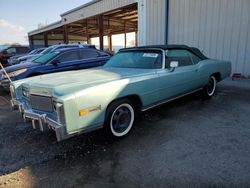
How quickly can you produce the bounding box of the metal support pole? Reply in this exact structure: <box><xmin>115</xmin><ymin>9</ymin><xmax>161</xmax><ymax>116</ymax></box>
<box><xmin>98</xmin><ymin>15</ymin><xmax>104</xmax><ymax>50</ymax></box>
<box><xmin>44</xmin><ymin>32</ymin><xmax>48</xmax><ymax>47</ymax></box>
<box><xmin>125</xmin><ymin>33</ymin><xmax>127</xmax><ymax>48</ymax></box>
<box><xmin>124</xmin><ymin>22</ymin><xmax>127</xmax><ymax>48</ymax></box>
<box><xmin>135</xmin><ymin>31</ymin><xmax>138</xmax><ymax>47</ymax></box>
<box><xmin>108</xmin><ymin>35</ymin><xmax>112</xmax><ymax>52</ymax></box>
<box><xmin>28</xmin><ymin>36</ymin><xmax>34</xmax><ymax>49</ymax></box>
<box><xmin>87</xmin><ymin>36</ymin><xmax>91</xmax><ymax>44</ymax></box>
<box><xmin>63</xmin><ymin>25</ymin><xmax>69</xmax><ymax>44</ymax></box>
<box><xmin>165</xmin><ymin>0</ymin><xmax>169</xmax><ymax>45</ymax></box>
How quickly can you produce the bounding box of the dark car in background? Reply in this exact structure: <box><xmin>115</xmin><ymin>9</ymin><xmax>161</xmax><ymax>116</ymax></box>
<box><xmin>14</xmin><ymin>44</ymin><xmax>96</xmax><ymax>65</ymax></box>
<box><xmin>0</xmin><ymin>46</ymin><xmax>30</xmax><ymax>66</ymax></box>
<box><xmin>0</xmin><ymin>47</ymin><xmax>110</xmax><ymax>90</ymax></box>
<box><xmin>8</xmin><ymin>48</ymin><xmax>45</xmax><ymax>66</ymax></box>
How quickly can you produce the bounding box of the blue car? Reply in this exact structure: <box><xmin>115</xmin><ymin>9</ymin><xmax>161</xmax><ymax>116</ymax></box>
<box><xmin>15</xmin><ymin>44</ymin><xmax>96</xmax><ymax>65</ymax></box>
<box><xmin>0</xmin><ymin>47</ymin><xmax>111</xmax><ymax>90</ymax></box>
<box><xmin>8</xmin><ymin>47</ymin><xmax>45</xmax><ymax>66</ymax></box>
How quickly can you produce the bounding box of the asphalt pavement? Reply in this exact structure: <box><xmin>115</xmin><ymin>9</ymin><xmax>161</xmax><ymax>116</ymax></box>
<box><xmin>0</xmin><ymin>79</ymin><xmax>250</xmax><ymax>188</ymax></box>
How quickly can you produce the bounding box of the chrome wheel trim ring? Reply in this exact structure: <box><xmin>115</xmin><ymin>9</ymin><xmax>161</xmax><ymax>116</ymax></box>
<box><xmin>110</xmin><ymin>103</ymin><xmax>134</xmax><ymax>137</ymax></box>
<box><xmin>207</xmin><ymin>76</ymin><xmax>216</xmax><ymax>96</ymax></box>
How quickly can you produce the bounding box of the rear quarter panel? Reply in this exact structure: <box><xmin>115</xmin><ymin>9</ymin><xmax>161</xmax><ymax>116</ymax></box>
<box><xmin>197</xmin><ymin>59</ymin><xmax>231</xmax><ymax>86</ymax></box>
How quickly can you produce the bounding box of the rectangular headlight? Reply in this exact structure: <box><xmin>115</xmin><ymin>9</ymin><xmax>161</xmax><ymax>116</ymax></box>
<box><xmin>22</xmin><ymin>87</ymin><xmax>30</xmax><ymax>98</ymax></box>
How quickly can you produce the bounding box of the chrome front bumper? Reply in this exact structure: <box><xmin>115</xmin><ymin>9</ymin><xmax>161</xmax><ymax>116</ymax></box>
<box><xmin>23</xmin><ymin>110</ymin><xmax>67</xmax><ymax>142</ymax></box>
<box><xmin>23</xmin><ymin>110</ymin><xmax>67</xmax><ymax>141</ymax></box>
<box><xmin>11</xmin><ymin>99</ymin><xmax>24</xmax><ymax>112</ymax></box>
<box><xmin>11</xmin><ymin>99</ymin><xmax>67</xmax><ymax>141</ymax></box>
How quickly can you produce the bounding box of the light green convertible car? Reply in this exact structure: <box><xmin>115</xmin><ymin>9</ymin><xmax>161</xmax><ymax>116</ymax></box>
<box><xmin>10</xmin><ymin>45</ymin><xmax>231</xmax><ymax>141</ymax></box>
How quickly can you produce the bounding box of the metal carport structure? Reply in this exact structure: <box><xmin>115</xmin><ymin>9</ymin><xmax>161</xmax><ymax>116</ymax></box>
<box><xmin>28</xmin><ymin>0</ymin><xmax>138</xmax><ymax>51</ymax></box>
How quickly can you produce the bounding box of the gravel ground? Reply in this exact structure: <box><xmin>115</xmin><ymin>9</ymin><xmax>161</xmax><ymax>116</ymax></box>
<box><xmin>0</xmin><ymin>79</ymin><xmax>250</xmax><ymax>188</ymax></box>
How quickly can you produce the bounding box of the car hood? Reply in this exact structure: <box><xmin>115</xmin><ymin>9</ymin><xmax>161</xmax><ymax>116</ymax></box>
<box><xmin>4</xmin><ymin>62</ymin><xmax>39</xmax><ymax>73</ymax></box>
<box><xmin>23</xmin><ymin>67</ymin><xmax>157</xmax><ymax>97</ymax></box>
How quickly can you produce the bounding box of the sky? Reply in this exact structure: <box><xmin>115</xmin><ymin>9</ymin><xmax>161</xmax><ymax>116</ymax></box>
<box><xmin>0</xmin><ymin>0</ymin><xmax>92</xmax><ymax>45</ymax></box>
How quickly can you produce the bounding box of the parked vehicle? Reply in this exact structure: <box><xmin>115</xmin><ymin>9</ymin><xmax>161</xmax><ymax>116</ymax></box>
<box><xmin>8</xmin><ymin>48</ymin><xmax>45</xmax><ymax>66</ymax></box>
<box><xmin>0</xmin><ymin>45</ymin><xmax>8</xmax><ymax>51</ymax></box>
<box><xmin>10</xmin><ymin>45</ymin><xmax>231</xmax><ymax>141</ymax></box>
<box><xmin>0</xmin><ymin>46</ymin><xmax>30</xmax><ymax>66</ymax></box>
<box><xmin>13</xmin><ymin>44</ymin><xmax>96</xmax><ymax>65</ymax></box>
<box><xmin>0</xmin><ymin>47</ymin><xmax>110</xmax><ymax>90</ymax></box>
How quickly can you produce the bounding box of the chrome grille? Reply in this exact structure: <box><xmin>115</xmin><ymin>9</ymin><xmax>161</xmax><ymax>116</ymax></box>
<box><xmin>30</xmin><ymin>95</ymin><xmax>53</xmax><ymax>112</ymax></box>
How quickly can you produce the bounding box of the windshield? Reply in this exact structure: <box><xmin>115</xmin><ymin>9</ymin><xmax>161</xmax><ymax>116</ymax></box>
<box><xmin>104</xmin><ymin>50</ymin><xmax>163</xmax><ymax>69</ymax></box>
<box><xmin>40</xmin><ymin>46</ymin><xmax>55</xmax><ymax>55</ymax></box>
<box><xmin>29</xmin><ymin>49</ymin><xmax>38</xmax><ymax>55</ymax></box>
<box><xmin>33</xmin><ymin>51</ymin><xmax>59</xmax><ymax>64</ymax></box>
<box><xmin>0</xmin><ymin>46</ymin><xmax>8</xmax><ymax>52</ymax></box>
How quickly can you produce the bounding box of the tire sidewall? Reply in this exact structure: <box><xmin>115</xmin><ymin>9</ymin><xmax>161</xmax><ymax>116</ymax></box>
<box><xmin>105</xmin><ymin>99</ymin><xmax>135</xmax><ymax>138</ymax></box>
<box><xmin>205</xmin><ymin>76</ymin><xmax>217</xmax><ymax>97</ymax></box>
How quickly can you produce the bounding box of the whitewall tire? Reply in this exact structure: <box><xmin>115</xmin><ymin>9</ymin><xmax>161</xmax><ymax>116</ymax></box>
<box><xmin>204</xmin><ymin>76</ymin><xmax>217</xmax><ymax>98</ymax></box>
<box><xmin>105</xmin><ymin>99</ymin><xmax>135</xmax><ymax>138</ymax></box>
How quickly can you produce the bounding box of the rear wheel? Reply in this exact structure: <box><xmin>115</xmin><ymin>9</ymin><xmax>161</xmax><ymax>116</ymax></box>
<box><xmin>105</xmin><ymin>99</ymin><xmax>135</xmax><ymax>138</ymax></box>
<box><xmin>203</xmin><ymin>75</ymin><xmax>217</xmax><ymax>98</ymax></box>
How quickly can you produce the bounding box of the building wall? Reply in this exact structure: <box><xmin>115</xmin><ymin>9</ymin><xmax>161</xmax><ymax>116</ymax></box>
<box><xmin>138</xmin><ymin>0</ymin><xmax>166</xmax><ymax>45</ymax></box>
<box><xmin>168</xmin><ymin>0</ymin><xmax>250</xmax><ymax>77</ymax></box>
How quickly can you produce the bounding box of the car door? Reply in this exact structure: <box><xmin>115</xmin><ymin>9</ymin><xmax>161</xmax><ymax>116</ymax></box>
<box><xmin>1</xmin><ymin>47</ymin><xmax>16</xmax><ymax>64</ymax></box>
<box><xmin>5</xmin><ymin>47</ymin><xmax>17</xmax><ymax>59</ymax></box>
<box><xmin>42</xmin><ymin>50</ymin><xmax>81</xmax><ymax>74</ymax></box>
<box><xmin>157</xmin><ymin>49</ymin><xmax>201</xmax><ymax>101</ymax></box>
<box><xmin>79</xmin><ymin>49</ymin><xmax>109</xmax><ymax>69</ymax></box>
<box><xmin>6</xmin><ymin>47</ymin><xmax>17</xmax><ymax>55</ymax></box>
<box><xmin>17</xmin><ymin>47</ymin><xmax>29</xmax><ymax>55</ymax></box>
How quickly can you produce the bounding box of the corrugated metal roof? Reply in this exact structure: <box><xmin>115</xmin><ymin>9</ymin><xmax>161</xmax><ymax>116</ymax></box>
<box><xmin>28</xmin><ymin>21</ymin><xmax>63</xmax><ymax>36</ymax></box>
<box><xmin>61</xmin><ymin>0</ymin><xmax>136</xmax><ymax>24</ymax></box>
<box><xmin>28</xmin><ymin>0</ymin><xmax>136</xmax><ymax>36</ymax></box>
<box><xmin>60</xmin><ymin>0</ymin><xmax>100</xmax><ymax>16</ymax></box>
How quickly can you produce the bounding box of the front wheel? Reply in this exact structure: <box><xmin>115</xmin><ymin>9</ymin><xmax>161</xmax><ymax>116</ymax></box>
<box><xmin>105</xmin><ymin>99</ymin><xmax>135</xmax><ymax>138</ymax></box>
<box><xmin>203</xmin><ymin>75</ymin><xmax>217</xmax><ymax>98</ymax></box>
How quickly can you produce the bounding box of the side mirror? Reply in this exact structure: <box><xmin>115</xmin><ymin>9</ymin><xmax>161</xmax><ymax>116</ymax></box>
<box><xmin>52</xmin><ymin>59</ymin><xmax>60</xmax><ymax>66</ymax></box>
<box><xmin>170</xmin><ymin>61</ymin><xmax>179</xmax><ymax>72</ymax></box>
<box><xmin>2</xmin><ymin>50</ymin><xmax>7</xmax><ymax>55</ymax></box>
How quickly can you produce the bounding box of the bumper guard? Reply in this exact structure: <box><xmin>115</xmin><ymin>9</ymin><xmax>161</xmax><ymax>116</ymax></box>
<box><xmin>23</xmin><ymin>110</ymin><xmax>67</xmax><ymax>142</ymax></box>
<box><xmin>11</xmin><ymin>99</ymin><xmax>24</xmax><ymax>113</ymax></box>
<box><xmin>11</xmin><ymin>99</ymin><xmax>67</xmax><ymax>141</ymax></box>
